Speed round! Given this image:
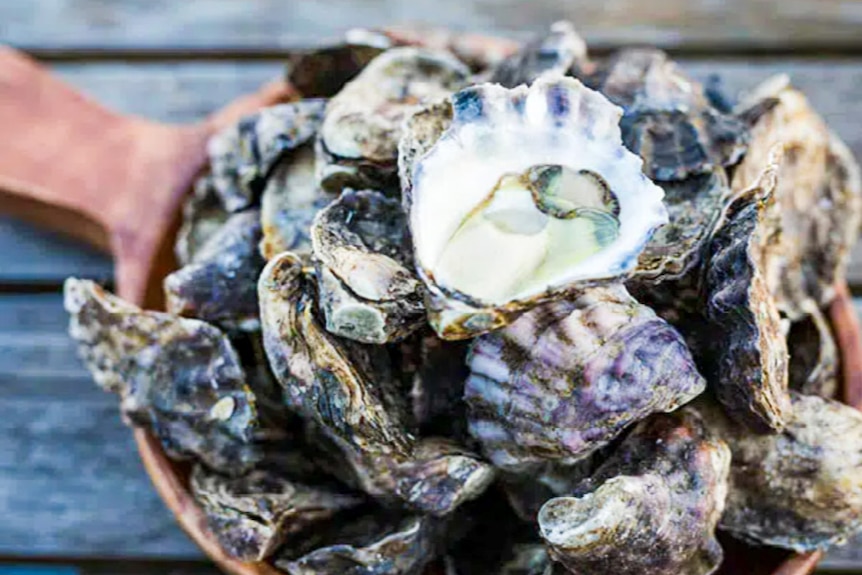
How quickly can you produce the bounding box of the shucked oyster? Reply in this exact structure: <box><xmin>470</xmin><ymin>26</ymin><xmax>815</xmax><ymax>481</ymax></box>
<box><xmin>209</xmin><ymin>101</ymin><xmax>326</xmax><ymax>213</ymax></box>
<box><xmin>311</xmin><ymin>189</ymin><xmax>424</xmax><ymax>343</ymax></box>
<box><xmin>408</xmin><ymin>77</ymin><xmax>667</xmax><ymax>339</ymax></box>
<box><xmin>164</xmin><ymin>209</ymin><xmax>265</xmax><ymax>331</ymax></box>
<box><xmin>694</xmin><ymin>394</ymin><xmax>862</xmax><ymax>551</ymax></box>
<box><xmin>465</xmin><ymin>284</ymin><xmax>705</xmax><ymax>471</ymax></box>
<box><xmin>582</xmin><ymin>49</ymin><xmax>748</xmax><ymax>181</ymax></box>
<box><xmin>704</xmin><ymin>148</ymin><xmax>791</xmax><ymax>433</ymax></box>
<box><xmin>259</xmin><ymin>253</ymin><xmax>493</xmax><ymax>514</ymax></box>
<box><xmin>317</xmin><ymin>47</ymin><xmax>470</xmax><ymax>194</ymax></box>
<box><xmin>64</xmin><ymin>279</ymin><xmax>261</xmax><ymax>473</ymax></box>
<box><xmin>191</xmin><ymin>464</ymin><xmax>363</xmax><ymax>561</ymax></box>
<box><xmin>538</xmin><ymin>409</ymin><xmax>730</xmax><ymax>575</ymax></box>
<box><xmin>489</xmin><ymin>21</ymin><xmax>588</xmax><ymax>88</ymax></box>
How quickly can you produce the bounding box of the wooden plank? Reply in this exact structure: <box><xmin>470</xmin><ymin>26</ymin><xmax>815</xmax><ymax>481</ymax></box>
<box><xmin>5</xmin><ymin>0</ymin><xmax>862</xmax><ymax>52</ymax></box>
<box><xmin>0</xmin><ymin>560</ymin><xmax>220</xmax><ymax>575</ymax></box>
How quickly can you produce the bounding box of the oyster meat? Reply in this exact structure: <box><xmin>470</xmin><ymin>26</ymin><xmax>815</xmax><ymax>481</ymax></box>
<box><xmin>465</xmin><ymin>284</ymin><xmax>705</xmax><ymax>471</ymax></box>
<box><xmin>317</xmin><ymin>47</ymin><xmax>470</xmax><ymax>194</ymax></box>
<box><xmin>311</xmin><ymin>189</ymin><xmax>425</xmax><ymax>343</ymax></box>
<box><xmin>164</xmin><ymin>209</ymin><xmax>265</xmax><ymax>331</ymax></box>
<box><xmin>489</xmin><ymin>22</ymin><xmax>588</xmax><ymax>88</ymax></box>
<box><xmin>408</xmin><ymin>77</ymin><xmax>667</xmax><ymax>339</ymax></box>
<box><xmin>209</xmin><ymin>101</ymin><xmax>326</xmax><ymax>212</ymax></box>
<box><xmin>703</xmin><ymin>147</ymin><xmax>791</xmax><ymax>433</ymax></box>
<box><xmin>538</xmin><ymin>409</ymin><xmax>730</xmax><ymax>575</ymax></box>
<box><xmin>696</xmin><ymin>394</ymin><xmax>862</xmax><ymax>551</ymax></box>
<box><xmin>64</xmin><ymin>279</ymin><xmax>261</xmax><ymax>473</ymax></box>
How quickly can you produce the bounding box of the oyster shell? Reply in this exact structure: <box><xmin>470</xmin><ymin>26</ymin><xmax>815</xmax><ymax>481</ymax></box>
<box><xmin>175</xmin><ymin>175</ymin><xmax>230</xmax><ymax>265</ymax></box>
<box><xmin>489</xmin><ymin>22</ymin><xmax>588</xmax><ymax>88</ymax></box>
<box><xmin>164</xmin><ymin>209</ymin><xmax>265</xmax><ymax>331</ymax></box>
<box><xmin>311</xmin><ymin>189</ymin><xmax>425</xmax><ymax>343</ymax></box>
<box><xmin>465</xmin><ymin>284</ymin><xmax>705</xmax><ymax>471</ymax></box>
<box><xmin>209</xmin><ymin>101</ymin><xmax>326</xmax><ymax>213</ymax></box>
<box><xmin>583</xmin><ymin>49</ymin><xmax>748</xmax><ymax>181</ymax></box>
<box><xmin>259</xmin><ymin>143</ymin><xmax>332</xmax><ymax>260</ymax></box>
<box><xmin>191</xmin><ymin>464</ymin><xmax>363</xmax><ymax>561</ymax></box>
<box><xmin>703</xmin><ymin>148</ymin><xmax>791</xmax><ymax>433</ymax></box>
<box><xmin>275</xmin><ymin>513</ymin><xmax>444</xmax><ymax>575</ymax></box>
<box><xmin>286</xmin><ymin>41</ymin><xmax>387</xmax><ymax>98</ymax></box>
<box><xmin>788</xmin><ymin>301</ymin><xmax>838</xmax><ymax>398</ymax></box>
<box><xmin>259</xmin><ymin>253</ymin><xmax>493</xmax><ymax>514</ymax></box>
<box><xmin>538</xmin><ymin>409</ymin><xmax>729</xmax><ymax>575</ymax></box>
<box><xmin>695</xmin><ymin>394</ymin><xmax>862</xmax><ymax>551</ymax></box>
<box><xmin>317</xmin><ymin>47</ymin><xmax>470</xmax><ymax>194</ymax></box>
<box><xmin>398</xmin><ymin>100</ymin><xmax>453</xmax><ymax>214</ymax></box>
<box><xmin>409</xmin><ymin>77</ymin><xmax>667</xmax><ymax>339</ymax></box>
<box><xmin>64</xmin><ymin>279</ymin><xmax>261</xmax><ymax>473</ymax></box>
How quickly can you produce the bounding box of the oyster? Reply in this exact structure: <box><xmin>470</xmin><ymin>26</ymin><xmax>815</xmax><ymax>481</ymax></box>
<box><xmin>489</xmin><ymin>22</ymin><xmax>588</xmax><ymax>88</ymax></box>
<box><xmin>311</xmin><ymin>189</ymin><xmax>425</xmax><ymax>343</ymax></box>
<box><xmin>788</xmin><ymin>301</ymin><xmax>838</xmax><ymax>398</ymax></box>
<box><xmin>500</xmin><ymin>459</ymin><xmax>597</xmax><ymax>523</ymax></box>
<box><xmin>259</xmin><ymin>253</ymin><xmax>493</xmax><ymax>514</ymax></box>
<box><xmin>164</xmin><ymin>210</ymin><xmax>265</xmax><ymax>331</ymax></box>
<box><xmin>191</xmin><ymin>464</ymin><xmax>363</xmax><ymax>561</ymax></box>
<box><xmin>398</xmin><ymin>100</ymin><xmax>453</xmax><ymax>214</ymax></box>
<box><xmin>286</xmin><ymin>41</ymin><xmax>387</xmax><ymax>98</ymax></box>
<box><xmin>275</xmin><ymin>513</ymin><xmax>444</xmax><ymax>575</ymax></box>
<box><xmin>175</xmin><ymin>175</ymin><xmax>230</xmax><ymax>265</ymax></box>
<box><xmin>733</xmin><ymin>77</ymin><xmax>862</xmax><ymax>317</ymax></box>
<box><xmin>209</xmin><ymin>101</ymin><xmax>326</xmax><ymax>213</ymax></box>
<box><xmin>259</xmin><ymin>144</ymin><xmax>331</xmax><ymax>260</ymax></box>
<box><xmin>695</xmin><ymin>394</ymin><xmax>862</xmax><ymax>551</ymax></box>
<box><xmin>704</xmin><ymin>148</ymin><xmax>791</xmax><ymax>433</ymax></box>
<box><xmin>64</xmin><ymin>279</ymin><xmax>261</xmax><ymax>473</ymax></box>
<box><xmin>409</xmin><ymin>77</ymin><xmax>667</xmax><ymax>339</ymax></box>
<box><xmin>538</xmin><ymin>409</ymin><xmax>729</xmax><ymax>575</ymax></box>
<box><xmin>317</xmin><ymin>47</ymin><xmax>470</xmax><ymax>194</ymax></box>
<box><xmin>465</xmin><ymin>284</ymin><xmax>705</xmax><ymax>471</ymax></box>
<box><xmin>583</xmin><ymin>49</ymin><xmax>748</xmax><ymax>181</ymax></box>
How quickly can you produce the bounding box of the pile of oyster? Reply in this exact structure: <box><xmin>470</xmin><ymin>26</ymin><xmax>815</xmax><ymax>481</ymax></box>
<box><xmin>65</xmin><ymin>23</ymin><xmax>862</xmax><ymax>575</ymax></box>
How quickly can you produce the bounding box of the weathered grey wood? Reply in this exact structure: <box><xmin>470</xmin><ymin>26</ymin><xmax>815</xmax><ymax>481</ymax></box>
<box><xmin>5</xmin><ymin>0</ymin><xmax>862</xmax><ymax>52</ymax></box>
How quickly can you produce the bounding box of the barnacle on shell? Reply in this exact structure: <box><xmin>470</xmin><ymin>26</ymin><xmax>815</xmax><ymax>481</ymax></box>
<box><xmin>311</xmin><ymin>189</ymin><xmax>424</xmax><ymax>343</ymax></box>
<box><xmin>408</xmin><ymin>77</ymin><xmax>667</xmax><ymax>339</ymax></box>
<box><xmin>694</xmin><ymin>394</ymin><xmax>862</xmax><ymax>551</ymax></box>
<box><xmin>164</xmin><ymin>209</ymin><xmax>265</xmax><ymax>331</ymax></box>
<box><xmin>259</xmin><ymin>253</ymin><xmax>492</xmax><ymax>514</ymax></box>
<box><xmin>703</xmin><ymin>147</ymin><xmax>791</xmax><ymax>433</ymax></box>
<box><xmin>538</xmin><ymin>410</ymin><xmax>730</xmax><ymax>575</ymax></box>
<box><xmin>64</xmin><ymin>279</ymin><xmax>261</xmax><ymax>474</ymax></box>
<box><xmin>316</xmin><ymin>47</ymin><xmax>470</xmax><ymax>194</ymax></box>
<box><xmin>488</xmin><ymin>21</ymin><xmax>588</xmax><ymax>88</ymax></box>
<box><xmin>583</xmin><ymin>49</ymin><xmax>748</xmax><ymax>181</ymax></box>
<box><xmin>209</xmin><ymin>101</ymin><xmax>326</xmax><ymax>213</ymax></box>
<box><xmin>191</xmin><ymin>464</ymin><xmax>364</xmax><ymax>561</ymax></box>
<box><xmin>465</xmin><ymin>284</ymin><xmax>705</xmax><ymax>471</ymax></box>
<box><xmin>788</xmin><ymin>301</ymin><xmax>838</xmax><ymax>398</ymax></box>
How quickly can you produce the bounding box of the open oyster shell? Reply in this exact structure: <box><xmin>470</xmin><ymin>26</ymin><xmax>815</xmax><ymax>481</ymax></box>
<box><xmin>64</xmin><ymin>279</ymin><xmax>261</xmax><ymax>474</ymax></box>
<box><xmin>538</xmin><ymin>409</ymin><xmax>729</xmax><ymax>575</ymax></box>
<box><xmin>164</xmin><ymin>209</ymin><xmax>265</xmax><ymax>331</ymax></box>
<box><xmin>703</xmin><ymin>148</ymin><xmax>791</xmax><ymax>433</ymax></box>
<box><xmin>465</xmin><ymin>284</ymin><xmax>705</xmax><ymax>471</ymax></box>
<box><xmin>209</xmin><ymin>101</ymin><xmax>326</xmax><ymax>213</ymax></box>
<box><xmin>259</xmin><ymin>253</ymin><xmax>493</xmax><ymax>514</ymax></box>
<box><xmin>788</xmin><ymin>301</ymin><xmax>838</xmax><ymax>398</ymax></box>
<box><xmin>311</xmin><ymin>189</ymin><xmax>425</xmax><ymax>343</ymax></box>
<box><xmin>317</xmin><ymin>47</ymin><xmax>470</xmax><ymax>194</ymax></box>
<box><xmin>191</xmin><ymin>464</ymin><xmax>364</xmax><ymax>561</ymax></box>
<box><xmin>582</xmin><ymin>49</ymin><xmax>748</xmax><ymax>181</ymax></box>
<box><xmin>733</xmin><ymin>77</ymin><xmax>862</xmax><ymax>318</ymax></box>
<box><xmin>695</xmin><ymin>394</ymin><xmax>862</xmax><ymax>551</ymax></box>
<box><xmin>489</xmin><ymin>21</ymin><xmax>588</xmax><ymax>88</ymax></box>
<box><xmin>409</xmin><ymin>76</ymin><xmax>668</xmax><ymax>339</ymax></box>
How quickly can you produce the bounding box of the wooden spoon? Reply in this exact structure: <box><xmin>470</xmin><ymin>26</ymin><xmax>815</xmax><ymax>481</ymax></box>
<box><xmin>0</xmin><ymin>36</ymin><xmax>855</xmax><ymax>575</ymax></box>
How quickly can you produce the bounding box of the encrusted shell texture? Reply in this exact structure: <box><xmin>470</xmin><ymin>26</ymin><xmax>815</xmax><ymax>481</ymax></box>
<box><xmin>175</xmin><ymin>175</ymin><xmax>230</xmax><ymax>265</ymax></box>
<box><xmin>311</xmin><ymin>189</ymin><xmax>424</xmax><ymax>343</ymax></box>
<box><xmin>538</xmin><ymin>409</ymin><xmax>729</xmax><ymax>575</ymax></box>
<box><xmin>64</xmin><ymin>279</ymin><xmax>261</xmax><ymax>473</ymax></box>
<box><xmin>704</xmin><ymin>148</ymin><xmax>791</xmax><ymax>433</ymax></box>
<box><xmin>409</xmin><ymin>76</ymin><xmax>667</xmax><ymax>339</ymax></box>
<box><xmin>317</xmin><ymin>47</ymin><xmax>470</xmax><ymax>194</ymax></box>
<box><xmin>465</xmin><ymin>284</ymin><xmax>705</xmax><ymax>471</ymax></box>
<box><xmin>489</xmin><ymin>21</ymin><xmax>588</xmax><ymax>88</ymax></box>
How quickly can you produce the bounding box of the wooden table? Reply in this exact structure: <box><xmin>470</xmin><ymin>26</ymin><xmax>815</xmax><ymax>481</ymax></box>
<box><xmin>3</xmin><ymin>1</ymin><xmax>862</xmax><ymax>573</ymax></box>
